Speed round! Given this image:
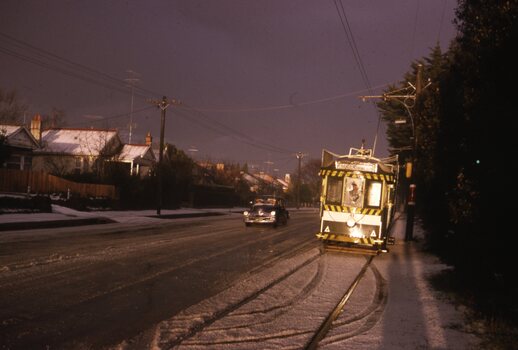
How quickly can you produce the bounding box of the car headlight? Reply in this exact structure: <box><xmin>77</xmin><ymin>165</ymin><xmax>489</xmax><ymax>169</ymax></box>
<box><xmin>243</xmin><ymin>211</ymin><xmax>249</xmax><ymax>216</ymax></box>
<box><xmin>271</xmin><ymin>210</ymin><xmax>276</xmax><ymax>216</ymax></box>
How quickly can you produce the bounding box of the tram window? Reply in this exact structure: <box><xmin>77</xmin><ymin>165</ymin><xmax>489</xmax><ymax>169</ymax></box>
<box><xmin>367</xmin><ymin>181</ymin><xmax>382</xmax><ymax>207</ymax></box>
<box><xmin>344</xmin><ymin>177</ymin><xmax>364</xmax><ymax>207</ymax></box>
<box><xmin>325</xmin><ymin>177</ymin><xmax>343</xmax><ymax>205</ymax></box>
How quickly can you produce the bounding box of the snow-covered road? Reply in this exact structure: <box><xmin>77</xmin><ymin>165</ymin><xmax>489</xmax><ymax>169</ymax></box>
<box><xmin>0</xmin><ymin>207</ymin><xmax>482</xmax><ymax>349</ymax></box>
<box><xmin>121</xmin><ymin>216</ymin><xmax>481</xmax><ymax>350</ymax></box>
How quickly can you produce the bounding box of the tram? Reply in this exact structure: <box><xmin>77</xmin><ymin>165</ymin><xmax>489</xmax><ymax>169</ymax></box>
<box><xmin>316</xmin><ymin>145</ymin><xmax>399</xmax><ymax>255</ymax></box>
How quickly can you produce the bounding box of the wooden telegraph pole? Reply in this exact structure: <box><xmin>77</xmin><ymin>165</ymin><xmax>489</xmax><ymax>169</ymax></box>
<box><xmin>296</xmin><ymin>152</ymin><xmax>304</xmax><ymax>209</ymax></box>
<box><xmin>360</xmin><ymin>64</ymin><xmax>427</xmax><ymax>241</ymax></box>
<box><xmin>147</xmin><ymin>96</ymin><xmax>180</xmax><ymax>215</ymax></box>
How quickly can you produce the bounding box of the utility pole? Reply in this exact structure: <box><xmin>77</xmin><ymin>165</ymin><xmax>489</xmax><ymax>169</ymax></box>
<box><xmin>403</xmin><ymin>63</ymin><xmax>423</xmax><ymax>241</ymax></box>
<box><xmin>360</xmin><ymin>64</ymin><xmax>427</xmax><ymax>241</ymax></box>
<box><xmin>147</xmin><ymin>96</ymin><xmax>180</xmax><ymax>215</ymax></box>
<box><xmin>296</xmin><ymin>152</ymin><xmax>304</xmax><ymax>209</ymax></box>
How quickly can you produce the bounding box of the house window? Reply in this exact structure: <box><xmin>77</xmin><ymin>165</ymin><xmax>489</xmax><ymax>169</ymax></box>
<box><xmin>83</xmin><ymin>157</ymin><xmax>89</xmax><ymax>172</ymax></box>
<box><xmin>75</xmin><ymin>157</ymin><xmax>82</xmax><ymax>174</ymax></box>
<box><xmin>6</xmin><ymin>155</ymin><xmax>21</xmax><ymax>169</ymax></box>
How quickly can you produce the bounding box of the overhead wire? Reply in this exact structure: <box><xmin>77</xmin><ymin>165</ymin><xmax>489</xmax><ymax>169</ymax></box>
<box><xmin>333</xmin><ymin>0</ymin><xmax>382</xmax><ymax>153</ymax></box>
<box><xmin>333</xmin><ymin>0</ymin><xmax>372</xmax><ymax>93</ymax></box>
<box><xmin>181</xmin><ymin>82</ymin><xmax>392</xmax><ymax>113</ymax></box>
<box><xmin>437</xmin><ymin>0</ymin><xmax>448</xmax><ymax>43</ymax></box>
<box><xmin>409</xmin><ymin>0</ymin><xmax>420</xmax><ymax>61</ymax></box>
<box><xmin>0</xmin><ymin>32</ymin><xmax>300</xmax><ymax>157</ymax></box>
<box><xmin>0</xmin><ymin>28</ymin><xmax>388</xmax><ymax>164</ymax></box>
<box><xmin>68</xmin><ymin>105</ymin><xmax>157</xmax><ymax>127</ymax></box>
<box><xmin>0</xmin><ymin>31</ymin><xmax>161</xmax><ymax>99</ymax></box>
<box><xmin>174</xmin><ymin>104</ymin><xmax>295</xmax><ymax>155</ymax></box>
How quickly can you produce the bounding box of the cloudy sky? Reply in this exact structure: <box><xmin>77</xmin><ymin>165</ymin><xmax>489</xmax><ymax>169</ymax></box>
<box><xmin>0</xmin><ymin>0</ymin><xmax>457</xmax><ymax>175</ymax></box>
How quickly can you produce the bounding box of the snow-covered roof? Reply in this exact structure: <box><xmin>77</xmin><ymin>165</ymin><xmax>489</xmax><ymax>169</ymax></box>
<box><xmin>0</xmin><ymin>124</ymin><xmax>39</xmax><ymax>149</ymax></box>
<box><xmin>275</xmin><ymin>178</ymin><xmax>289</xmax><ymax>188</ymax></box>
<box><xmin>255</xmin><ymin>173</ymin><xmax>275</xmax><ymax>183</ymax></box>
<box><xmin>40</xmin><ymin>128</ymin><xmax>120</xmax><ymax>156</ymax></box>
<box><xmin>118</xmin><ymin>144</ymin><xmax>155</xmax><ymax>162</ymax></box>
<box><xmin>242</xmin><ymin>173</ymin><xmax>260</xmax><ymax>185</ymax></box>
<box><xmin>0</xmin><ymin>125</ymin><xmax>22</xmax><ymax>137</ymax></box>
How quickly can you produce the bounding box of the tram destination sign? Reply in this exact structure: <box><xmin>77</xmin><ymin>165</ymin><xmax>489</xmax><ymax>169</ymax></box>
<box><xmin>335</xmin><ymin>161</ymin><xmax>378</xmax><ymax>173</ymax></box>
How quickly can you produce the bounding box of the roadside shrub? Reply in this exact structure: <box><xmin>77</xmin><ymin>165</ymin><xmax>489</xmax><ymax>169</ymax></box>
<box><xmin>0</xmin><ymin>195</ymin><xmax>51</xmax><ymax>213</ymax></box>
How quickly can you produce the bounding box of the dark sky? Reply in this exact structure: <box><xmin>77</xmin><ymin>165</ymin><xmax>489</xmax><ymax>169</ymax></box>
<box><xmin>0</xmin><ymin>0</ymin><xmax>457</xmax><ymax>175</ymax></box>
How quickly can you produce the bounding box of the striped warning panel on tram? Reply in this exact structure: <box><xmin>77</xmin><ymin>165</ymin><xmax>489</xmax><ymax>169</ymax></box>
<box><xmin>318</xmin><ymin>170</ymin><xmax>345</xmax><ymax>177</ymax></box>
<box><xmin>316</xmin><ymin>232</ymin><xmax>384</xmax><ymax>245</ymax></box>
<box><xmin>323</xmin><ymin>205</ymin><xmax>381</xmax><ymax>215</ymax></box>
<box><xmin>318</xmin><ymin>170</ymin><xmax>394</xmax><ymax>182</ymax></box>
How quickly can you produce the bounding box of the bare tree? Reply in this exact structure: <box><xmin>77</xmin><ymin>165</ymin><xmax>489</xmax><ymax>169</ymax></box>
<box><xmin>41</xmin><ymin>107</ymin><xmax>67</xmax><ymax>129</ymax></box>
<box><xmin>0</xmin><ymin>88</ymin><xmax>27</xmax><ymax>124</ymax></box>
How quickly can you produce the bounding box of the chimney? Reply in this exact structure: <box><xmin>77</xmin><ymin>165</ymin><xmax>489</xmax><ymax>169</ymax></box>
<box><xmin>30</xmin><ymin>114</ymin><xmax>42</xmax><ymax>141</ymax></box>
<box><xmin>145</xmin><ymin>131</ymin><xmax>152</xmax><ymax>146</ymax></box>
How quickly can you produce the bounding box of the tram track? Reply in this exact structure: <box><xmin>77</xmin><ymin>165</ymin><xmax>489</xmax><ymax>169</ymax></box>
<box><xmin>152</xmin><ymin>248</ymin><xmax>321</xmax><ymax>349</ymax></box>
<box><xmin>304</xmin><ymin>255</ymin><xmax>374</xmax><ymax>349</ymax></box>
<box><xmin>320</xmin><ymin>260</ymin><xmax>388</xmax><ymax>346</ymax></box>
<box><xmin>149</xmin><ymin>250</ymin><xmax>388</xmax><ymax>350</ymax></box>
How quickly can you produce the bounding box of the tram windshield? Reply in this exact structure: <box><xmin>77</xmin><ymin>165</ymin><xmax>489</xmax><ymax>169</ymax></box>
<box><xmin>325</xmin><ymin>177</ymin><xmax>343</xmax><ymax>205</ymax></box>
<box><xmin>367</xmin><ymin>181</ymin><xmax>382</xmax><ymax>207</ymax></box>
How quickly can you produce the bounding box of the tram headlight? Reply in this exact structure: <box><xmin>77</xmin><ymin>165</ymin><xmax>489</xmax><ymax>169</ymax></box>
<box><xmin>346</xmin><ymin>219</ymin><xmax>356</xmax><ymax>228</ymax></box>
<box><xmin>349</xmin><ymin>226</ymin><xmax>364</xmax><ymax>238</ymax></box>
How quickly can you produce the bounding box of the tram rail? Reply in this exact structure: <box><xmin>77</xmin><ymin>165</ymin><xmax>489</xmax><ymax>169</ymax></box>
<box><xmin>305</xmin><ymin>255</ymin><xmax>374</xmax><ymax>349</ymax></box>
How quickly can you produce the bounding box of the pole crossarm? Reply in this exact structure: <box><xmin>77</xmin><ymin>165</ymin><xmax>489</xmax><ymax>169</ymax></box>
<box><xmin>147</xmin><ymin>96</ymin><xmax>181</xmax><ymax>110</ymax></box>
<box><xmin>360</xmin><ymin>94</ymin><xmax>416</xmax><ymax>102</ymax></box>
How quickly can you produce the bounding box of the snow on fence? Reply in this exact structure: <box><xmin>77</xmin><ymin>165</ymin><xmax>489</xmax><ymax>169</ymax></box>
<box><xmin>0</xmin><ymin>169</ymin><xmax>117</xmax><ymax>199</ymax></box>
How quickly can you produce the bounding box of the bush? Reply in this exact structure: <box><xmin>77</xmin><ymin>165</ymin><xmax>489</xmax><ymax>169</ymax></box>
<box><xmin>0</xmin><ymin>195</ymin><xmax>51</xmax><ymax>213</ymax></box>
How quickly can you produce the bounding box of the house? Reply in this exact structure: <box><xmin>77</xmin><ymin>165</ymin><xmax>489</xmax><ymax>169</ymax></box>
<box><xmin>2</xmin><ymin>114</ymin><xmax>157</xmax><ymax>180</ymax></box>
<box><xmin>33</xmin><ymin>126</ymin><xmax>123</xmax><ymax>175</ymax></box>
<box><xmin>0</xmin><ymin>121</ymin><xmax>40</xmax><ymax>170</ymax></box>
<box><xmin>116</xmin><ymin>132</ymin><xmax>156</xmax><ymax>178</ymax></box>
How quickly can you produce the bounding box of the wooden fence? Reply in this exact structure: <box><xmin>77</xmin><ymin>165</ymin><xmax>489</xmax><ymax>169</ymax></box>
<box><xmin>0</xmin><ymin>169</ymin><xmax>117</xmax><ymax>199</ymax></box>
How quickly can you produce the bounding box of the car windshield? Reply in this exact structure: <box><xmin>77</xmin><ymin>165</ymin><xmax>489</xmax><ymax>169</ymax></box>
<box><xmin>253</xmin><ymin>198</ymin><xmax>280</xmax><ymax>206</ymax></box>
<box><xmin>251</xmin><ymin>205</ymin><xmax>275</xmax><ymax>213</ymax></box>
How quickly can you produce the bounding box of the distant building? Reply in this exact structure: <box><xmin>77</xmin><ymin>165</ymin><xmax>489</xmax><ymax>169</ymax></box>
<box><xmin>240</xmin><ymin>172</ymin><xmax>287</xmax><ymax>194</ymax></box>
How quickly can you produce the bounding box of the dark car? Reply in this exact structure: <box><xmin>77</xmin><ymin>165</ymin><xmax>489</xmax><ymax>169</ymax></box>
<box><xmin>243</xmin><ymin>197</ymin><xmax>289</xmax><ymax>227</ymax></box>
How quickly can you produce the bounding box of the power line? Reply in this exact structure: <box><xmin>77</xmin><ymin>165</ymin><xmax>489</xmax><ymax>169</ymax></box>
<box><xmin>67</xmin><ymin>105</ymin><xmax>156</xmax><ymax>127</ymax></box>
<box><xmin>173</xmin><ymin>106</ymin><xmax>295</xmax><ymax>155</ymax></box>
<box><xmin>437</xmin><ymin>0</ymin><xmax>448</xmax><ymax>43</ymax></box>
<box><xmin>409</xmin><ymin>0</ymin><xmax>421</xmax><ymax>61</ymax></box>
<box><xmin>333</xmin><ymin>0</ymin><xmax>372</xmax><ymax>92</ymax></box>
<box><xmin>0</xmin><ymin>31</ymin><xmax>162</xmax><ymax>99</ymax></box>
<box><xmin>333</xmin><ymin>0</ymin><xmax>383</xmax><ymax>153</ymax></box>
<box><xmin>181</xmin><ymin>82</ymin><xmax>393</xmax><ymax>113</ymax></box>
